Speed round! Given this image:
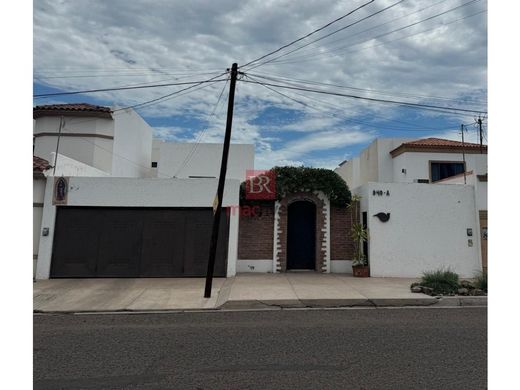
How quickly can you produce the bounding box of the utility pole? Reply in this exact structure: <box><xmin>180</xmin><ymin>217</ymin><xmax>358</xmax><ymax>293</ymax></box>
<box><xmin>477</xmin><ymin>116</ymin><xmax>483</xmax><ymax>154</ymax></box>
<box><xmin>461</xmin><ymin>124</ymin><xmax>466</xmax><ymax>185</ymax></box>
<box><xmin>52</xmin><ymin>116</ymin><xmax>64</xmax><ymax>176</ymax></box>
<box><xmin>204</xmin><ymin>63</ymin><xmax>239</xmax><ymax>298</ymax></box>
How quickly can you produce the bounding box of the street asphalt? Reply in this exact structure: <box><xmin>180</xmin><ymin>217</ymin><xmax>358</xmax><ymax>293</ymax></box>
<box><xmin>34</xmin><ymin>307</ymin><xmax>487</xmax><ymax>390</ymax></box>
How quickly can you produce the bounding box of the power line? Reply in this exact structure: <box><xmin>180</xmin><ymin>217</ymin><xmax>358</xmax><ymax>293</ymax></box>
<box><xmin>119</xmin><ymin>73</ymin><xmax>227</xmax><ymax>111</ymax></box>
<box><xmin>172</xmin><ymin>77</ymin><xmax>230</xmax><ymax>177</ymax></box>
<box><xmin>35</xmin><ymin>65</ymin><xmax>222</xmax><ymax>72</ymax></box>
<box><xmin>240</xmin><ymin>0</ymin><xmax>375</xmax><ymax>69</ymax></box>
<box><xmin>245</xmin><ymin>0</ymin><xmax>406</xmax><ymax>71</ymax></box>
<box><xmin>268</xmin><ymin>1</ymin><xmax>484</xmax><ymax>66</ymax></box>
<box><xmin>45</xmin><ymin>81</ymin><xmax>231</xmax><ymax>179</ymax></box>
<box><xmin>278</xmin><ymin>0</ymin><xmax>450</xmax><ymax>59</ymax></box>
<box><xmin>57</xmin><ymin>130</ymin><xmax>172</xmax><ymax>178</ymax></box>
<box><xmin>249</xmin><ymin>79</ymin><xmax>437</xmax><ymax>131</ymax></box>
<box><xmin>240</xmin><ymin>78</ymin><xmax>486</xmax><ymax>116</ymax></box>
<box><xmin>246</xmin><ymin>74</ymin><xmax>458</xmax><ymax>133</ymax></box>
<box><xmin>33</xmin><ymin>75</ymin><xmax>228</xmax><ymax>98</ymax></box>
<box><xmin>34</xmin><ymin>75</ymin><xmax>228</xmax><ymax>134</ymax></box>
<box><xmin>35</xmin><ymin>70</ymin><xmax>222</xmax><ymax>79</ymax></box>
<box><xmin>272</xmin><ymin>10</ymin><xmax>487</xmax><ymax>66</ymax></box>
<box><xmin>247</xmin><ymin>71</ymin><xmax>487</xmax><ymax>106</ymax></box>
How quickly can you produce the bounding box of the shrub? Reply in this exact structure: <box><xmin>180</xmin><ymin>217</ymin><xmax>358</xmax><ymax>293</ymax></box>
<box><xmin>420</xmin><ymin>268</ymin><xmax>460</xmax><ymax>295</ymax></box>
<box><xmin>474</xmin><ymin>270</ymin><xmax>487</xmax><ymax>292</ymax></box>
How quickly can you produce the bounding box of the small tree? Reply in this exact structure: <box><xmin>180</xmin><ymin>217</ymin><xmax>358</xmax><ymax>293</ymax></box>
<box><xmin>347</xmin><ymin>195</ymin><xmax>369</xmax><ymax>267</ymax></box>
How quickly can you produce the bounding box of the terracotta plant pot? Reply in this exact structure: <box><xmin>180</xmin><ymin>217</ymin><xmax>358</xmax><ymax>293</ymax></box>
<box><xmin>352</xmin><ymin>265</ymin><xmax>370</xmax><ymax>277</ymax></box>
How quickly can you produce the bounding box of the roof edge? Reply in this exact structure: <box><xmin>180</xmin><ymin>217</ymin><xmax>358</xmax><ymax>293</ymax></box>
<box><xmin>390</xmin><ymin>144</ymin><xmax>488</xmax><ymax>158</ymax></box>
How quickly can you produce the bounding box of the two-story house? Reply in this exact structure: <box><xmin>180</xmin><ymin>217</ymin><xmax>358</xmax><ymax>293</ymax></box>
<box><xmin>33</xmin><ymin>103</ymin><xmax>254</xmax><ymax>279</ymax></box>
<box><xmin>335</xmin><ymin>137</ymin><xmax>488</xmax><ymax>277</ymax></box>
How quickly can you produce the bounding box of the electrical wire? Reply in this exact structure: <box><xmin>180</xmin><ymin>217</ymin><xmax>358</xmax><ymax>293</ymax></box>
<box><xmin>277</xmin><ymin>0</ymin><xmax>450</xmax><ymax>60</ymax></box>
<box><xmin>35</xmin><ymin>70</ymin><xmax>223</xmax><ymax>80</ymax></box>
<box><xmin>33</xmin><ymin>74</ymin><xmax>228</xmax><ymax>98</ymax></box>
<box><xmin>268</xmin><ymin>1</ymin><xmax>484</xmax><ymax>66</ymax></box>
<box><xmin>272</xmin><ymin>10</ymin><xmax>487</xmax><ymax>66</ymax></box>
<box><xmin>247</xmin><ymin>71</ymin><xmax>487</xmax><ymax>106</ymax></box>
<box><xmin>57</xmin><ymin>130</ymin><xmax>172</xmax><ymax>178</ymax></box>
<box><xmin>240</xmin><ymin>78</ymin><xmax>486</xmax><ymax>116</ymax></box>
<box><xmin>44</xmin><ymin>80</ymin><xmax>231</xmax><ymax>178</ymax></box>
<box><xmin>248</xmin><ymin>78</ymin><xmax>441</xmax><ymax>131</ymax></box>
<box><xmin>33</xmin><ymin>74</ymin><xmax>228</xmax><ymax>137</ymax></box>
<box><xmin>246</xmin><ymin>74</ymin><xmax>459</xmax><ymax>133</ymax></box>
<box><xmin>172</xmin><ymin>77</ymin><xmax>230</xmax><ymax>177</ymax></box>
<box><xmin>240</xmin><ymin>0</ymin><xmax>375</xmax><ymax>69</ymax></box>
<box><xmin>119</xmin><ymin>73</ymin><xmax>227</xmax><ymax>111</ymax></box>
<box><xmin>244</xmin><ymin>0</ymin><xmax>406</xmax><ymax>71</ymax></box>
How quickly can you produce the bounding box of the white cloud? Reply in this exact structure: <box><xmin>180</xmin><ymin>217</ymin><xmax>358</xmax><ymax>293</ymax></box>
<box><xmin>33</xmin><ymin>0</ymin><xmax>487</xmax><ymax>168</ymax></box>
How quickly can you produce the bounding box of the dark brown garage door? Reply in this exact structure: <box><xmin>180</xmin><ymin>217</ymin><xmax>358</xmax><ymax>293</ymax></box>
<box><xmin>50</xmin><ymin>207</ymin><xmax>229</xmax><ymax>278</ymax></box>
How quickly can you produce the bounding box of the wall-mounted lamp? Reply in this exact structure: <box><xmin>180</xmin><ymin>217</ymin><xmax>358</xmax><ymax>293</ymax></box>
<box><xmin>401</xmin><ymin>168</ymin><xmax>407</xmax><ymax>174</ymax></box>
<box><xmin>374</xmin><ymin>212</ymin><xmax>390</xmax><ymax>222</ymax></box>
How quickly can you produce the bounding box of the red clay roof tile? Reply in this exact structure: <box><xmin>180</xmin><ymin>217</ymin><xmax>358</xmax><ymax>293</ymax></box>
<box><xmin>33</xmin><ymin>155</ymin><xmax>51</xmax><ymax>172</ymax></box>
<box><xmin>390</xmin><ymin>137</ymin><xmax>487</xmax><ymax>157</ymax></box>
<box><xmin>33</xmin><ymin>103</ymin><xmax>112</xmax><ymax>118</ymax></box>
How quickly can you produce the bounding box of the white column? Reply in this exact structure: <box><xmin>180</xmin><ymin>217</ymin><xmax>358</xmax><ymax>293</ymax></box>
<box><xmin>35</xmin><ymin>179</ymin><xmax>57</xmax><ymax>279</ymax></box>
<box><xmin>272</xmin><ymin>200</ymin><xmax>281</xmax><ymax>273</ymax></box>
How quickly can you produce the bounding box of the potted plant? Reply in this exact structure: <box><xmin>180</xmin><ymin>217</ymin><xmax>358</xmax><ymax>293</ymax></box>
<box><xmin>348</xmin><ymin>196</ymin><xmax>370</xmax><ymax>277</ymax></box>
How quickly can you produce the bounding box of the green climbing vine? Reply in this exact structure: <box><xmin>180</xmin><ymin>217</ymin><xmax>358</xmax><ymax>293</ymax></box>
<box><xmin>240</xmin><ymin>166</ymin><xmax>352</xmax><ymax>207</ymax></box>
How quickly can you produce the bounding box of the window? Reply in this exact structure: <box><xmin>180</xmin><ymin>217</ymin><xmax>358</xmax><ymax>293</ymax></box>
<box><xmin>151</xmin><ymin>161</ymin><xmax>158</xmax><ymax>168</ymax></box>
<box><xmin>430</xmin><ymin>161</ymin><xmax>465</xmax><ymax>182</ymax></box>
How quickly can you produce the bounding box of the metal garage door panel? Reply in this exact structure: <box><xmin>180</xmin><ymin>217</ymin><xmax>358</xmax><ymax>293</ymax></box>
<box><xmin>51</xmin><ymin>207</ymin><xmax>229</xmax><ymax>278</ymax></box>
<box><xmin>51</xmin><ymin>208</ymin><xmax>100</xmax><ymax>277</ymax></box>
<box><xmin>183</xmin><ymin>209</ymin><xmax>229</xmax><ymax>277</ymax></box>
<box><xmin>140</xmin><ymin>210</ymin><xmax>186</xmax><ymax>277</ymax></box>
<box><xmin>96</xmin><ymin>209</ymin><xmax>143</xmax><ymax>277</ymax></box>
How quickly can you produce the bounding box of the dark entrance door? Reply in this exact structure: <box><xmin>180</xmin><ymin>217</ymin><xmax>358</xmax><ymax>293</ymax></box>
<box><xmin>50</xmin><ymin>207</ymin><xmax>229</xmax><ymax>278</ymax></box>
<box><xmin>287</xmin><ymin>201</ymin><xmax>316</xmax><ymax>270</ymax></box>
<box><xmin>362</xmin><ymin>211</ymin><xmax>369</xmax><ymax>264</ymax></box>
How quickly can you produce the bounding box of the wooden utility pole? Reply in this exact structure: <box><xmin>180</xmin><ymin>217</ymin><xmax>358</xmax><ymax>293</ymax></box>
<box><xmin>204</xmin><ymin>63</ymin><xmax>238</xmax><ymax>298</ymax></box>
<box><xmin>477</xmin><ymin>116</ymin><xmax>483</xmax><ymax>154</ymax></box>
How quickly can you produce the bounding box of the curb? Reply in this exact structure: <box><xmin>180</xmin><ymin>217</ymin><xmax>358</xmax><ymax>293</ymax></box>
<box><xmin>218</xmin><ymin>297</ymin><xmax>440</xmax><ymax>310</ymax></box>
<box><xmin>432</xmin><ymin>296</ymin><xmax>487</xmax><ymax>307</ymax></box>
<box><xmin>33</xmin><ymin>296</ymin><xmax>487</xmax><ymax>314</ymax></box>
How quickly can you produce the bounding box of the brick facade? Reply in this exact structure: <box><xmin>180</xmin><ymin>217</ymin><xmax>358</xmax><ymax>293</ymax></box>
<box><xmin>237</xmin><ymin>195</ymin><xmax>357</xmax><ymax>271</ymax></box>
<box><xmin>237</xmin><ymin>203</ymin><xmax>274</xmax><ymax>259</ymax></box>
<box><xmin>330</xmin><ymin>206</ymin><xmax>357</xmax><ymax>260</ymax></box>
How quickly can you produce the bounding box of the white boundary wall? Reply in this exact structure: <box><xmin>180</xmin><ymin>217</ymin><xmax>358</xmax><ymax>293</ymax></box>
<box><xmin>355</xmin><ymin>182</ymin><xmax>482</xmax><ymax>278</ymax></box>
<box><xmin>35</xmin><ymin>177</ymin><xmax>240</xmax><ymax>279</ymax></box>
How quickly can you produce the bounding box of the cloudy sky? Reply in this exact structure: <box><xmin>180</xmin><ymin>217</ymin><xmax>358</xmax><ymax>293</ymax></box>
<box><xmin>33</xmin><ymin>0</ymin><xmax>487</xmax><ymax>169</ymax></box>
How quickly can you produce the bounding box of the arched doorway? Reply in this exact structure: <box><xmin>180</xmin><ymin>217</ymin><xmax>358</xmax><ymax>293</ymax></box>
<box><xmin>287</xmin><ymin>201</ymin><xmax>316</xmax><ymax>270</ymax></box>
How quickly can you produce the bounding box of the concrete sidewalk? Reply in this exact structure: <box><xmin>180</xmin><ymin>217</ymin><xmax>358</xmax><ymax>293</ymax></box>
<box><xmin>220</xmin><ymin>273</ymin><xmax>436</xmax><ymax>309</ymax></box>
<box><xmin>33</xmin><ymin>273</ymin><xmax>484</xmax><ymax>313</ymax></box>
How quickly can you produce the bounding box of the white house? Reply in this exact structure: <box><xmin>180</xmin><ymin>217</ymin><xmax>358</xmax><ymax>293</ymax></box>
<box><xmin>33</xmin><ymin>103</ymin><xmax>254</xmax><ymax>279</ymax></box>
<box><xmin>335</xmin><ymin>137</ymin><xmax>488</xmax><ymax>278</ymax></box>
<box><xmin>34</xmin><ymin>103</ymin><xmax>153</xmax><ymax>178</ymax></box>
<box><xmin>151</xmin><ymin>139</ymin><xmax>254</xmax><ymax>180</ymax></box>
